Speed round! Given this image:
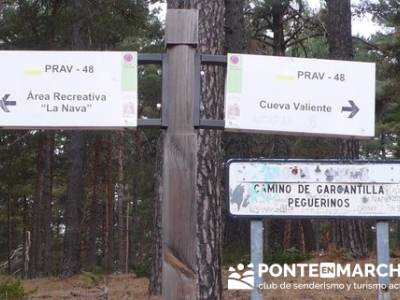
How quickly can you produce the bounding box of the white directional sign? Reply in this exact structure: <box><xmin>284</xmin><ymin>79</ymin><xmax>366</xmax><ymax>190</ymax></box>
<box><xmin>0</xmin><ymin>51</ymin><xmax>138</xmax><ymax>128</ymax></box>
<box><xmin>227</xmin><ymin>160</ymin><xmax>400</xmax><ymax>218</ymax></box>
<box><xmin>225</xmin><ymin>53</ymin><xmax>376</xmax><ymax>138</ymax></box>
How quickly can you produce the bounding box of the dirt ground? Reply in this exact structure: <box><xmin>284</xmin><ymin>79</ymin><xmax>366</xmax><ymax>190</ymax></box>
<box><xmin>23</xmin><ymin>274</ymin><xmax>161</xmax><ymax>300</ymax></box>
<box><xmin>22</xmin><ymin>258</ymin><xmax>400</xmax><ymax>299</ymax></box>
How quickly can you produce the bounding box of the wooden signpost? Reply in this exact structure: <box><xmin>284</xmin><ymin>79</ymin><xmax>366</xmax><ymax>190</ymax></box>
<box><xmin>162</xmin><ymin>9</ymin><xmax>198</xmax><ymax>299</ymax></box>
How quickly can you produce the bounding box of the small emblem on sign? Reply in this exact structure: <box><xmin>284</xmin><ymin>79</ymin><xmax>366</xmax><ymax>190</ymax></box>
<box><xmin>123</xmin><ymin>53</ymin><xmax>134</xmax><ymax>63</ymax></box>
<box><xmin>230</xmin><ymin>55</ymin><xmax>240</xmax><ymax>65</ymax></box>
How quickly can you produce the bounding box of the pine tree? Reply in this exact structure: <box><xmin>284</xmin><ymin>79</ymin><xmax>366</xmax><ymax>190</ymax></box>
<box><xmin>327</xmin><ymin>0</ymin><xmax>368</xmax><ymax>258</ymax></box>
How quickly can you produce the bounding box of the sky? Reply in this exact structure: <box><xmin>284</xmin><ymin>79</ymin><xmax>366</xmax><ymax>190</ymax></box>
<box><xmin>152</xmin><ymin>0</ymin><xmax>383</xmax><ymax>38</ymax></box>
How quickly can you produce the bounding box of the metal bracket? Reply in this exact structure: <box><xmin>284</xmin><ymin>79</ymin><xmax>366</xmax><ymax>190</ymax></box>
<box><xmin>137</xmin><ymin>53</ymin><xmax>168</xmax><ymax>129</ymax></box>
<box><xmin>137</xmin><ymin>53</ymin><xmax>228</xmax><ymax>130</ymax></box>
<box><xmin>194</xmin><ymin>54</ymin><xmax>227</xmax><ymax>130</ymax></box>
<box><xmin>201</xmin><ymin>54</ymin><xmax>227</xmax><ymax>65</ymax></box>
<box><xmin>161</xmin><ymin>53</ymin><xmax>169</xmax><ymax>129</ymax></box>
<box><xmin>138</xmin><ymin>53</ymin><xmax>163</xmax><ymax>64</ymax></box>
<box><xmin>137</xmin><ymin>118</ymin><xmax>162</xmax><ymax>127</ymax></box>
<box><xmin>193</xmin><ymin>53</ymin><xmax>201</xmax><ymax>127</ymax></box>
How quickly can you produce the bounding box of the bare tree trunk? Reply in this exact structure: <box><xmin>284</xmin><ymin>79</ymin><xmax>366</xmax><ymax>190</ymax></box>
<box><xmin>7</xmin><ymin>197</ymin><xmax>11</xmax><ymax>275</ymax></box>
<box><xmin>30</xmin><ymin>137</ymin><xmax>42</xmax><ymax>277</ymax></box>
<box><xmin>267</xmin><ymin>1</ymin><xmax>316</xmax><ymax>254</ymax></box>
<box><xmin>269</xmin><ymin>1</ymin><xmax>290</xmax><ymax>254</ymax></box>
<box><xmin>104</xmin><ymin>134</ymin><xmax>114</xmax><ymax>271</ymax></box>
<box><xmin>149</xmin><ymin>134</ymin><xmax>163</xmax><ymax>295</ymax></box>
<box><xmin>61</xmin><ymin>131</ymin><xmax>85</xmax><ymax>277</ymax></box>
<box><xmin>272</xmin><ymin>0</ymin><xmax>286</xmax><ymax>56</ymax></box>
<box><xmin>42</xmin><ymin>133</ymin><xmax>54</xmax><ymax>275</ymax></box>
<box><xmin>86</xmin><ymin>135</ymin><xmax>102</xmax><ymax>270</ymax></box>
<box><xmin>225</xmin><ymin>0</ymin><xmax>247</xmax><ymax>53</ymax></box>
<box><xmin>22</xmin><ymin>196</ymin><xmax>29</xmax><ymax>278</ymax></box>
<box><xmin>30</xmin><ymin>132</ymin><xmax>54</xmax><ymax>278</ymax></box>
<box><xmin>61</xmin><ymin>0</ymin><xmax>87</xmax><ymax>278</ymax></box>
<box><xmin>195</xmin><ymin>1</ymin><xmax>225</xmax><ymax>298</ymax></box>
<box><xmin>269</xmin><ymin>133</ymin><xmax>290</xmax><ymax>254</ymax></box>
<box><xmin>25</xmin><ymin>231</ymin><xmax>31</xmax><ymax>279</ymax></box>
<box><xmin>327</xmin><ymin>0</ymin><xmax>368</xmax><ymax>258</ymax></box>
<box><xmin>117</xmin><ymin>132</ymin><xmax>128</xmax><ymax>273</ymax></box>
<box><xmin>222</xmin><ymin>0</ymin><xmax>253</xmax><ymax>255</ymax></box>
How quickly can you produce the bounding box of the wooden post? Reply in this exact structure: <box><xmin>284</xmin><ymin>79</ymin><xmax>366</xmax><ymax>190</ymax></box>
<box><xmin>162</xmin><ymin>9</ymin><xmax>199</xmax><ymax>300</ymax></box>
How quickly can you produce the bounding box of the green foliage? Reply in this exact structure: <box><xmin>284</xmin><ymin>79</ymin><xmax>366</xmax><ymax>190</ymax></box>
<box><xmin>79</xmin><ymin>271</ymin><xmax>101</xmax><ymax>287</ymax></box>
<box><xmin>292</xmin><ymin>137</ymin><xmax>336</xmax><ymax>158</ymax></box>
<box><xmin>0</xmin><ymin>132</ymin><xmax>36</xmax><ymax>259</ymax></box>
<box><xmin>355</xmin><ymin>1</ymin><xmax>400</xmax><ymax>158</ymax></box>
<box><xmin>0</xmin><ymin>277</ymin><xmax>29</xmax><ymax>300</ymax></box>
<box><xmin>132</xmin><ymin>259</ymin><xmax>151</xmax><ymax>278</ymax></box>
<box><xmin>264</xmin><ymin>248</ymin><xmax>312</xmax><ymax>265</ymax></box>
<box><xmin>222</xmin><ymin>245</ymin><xmax>250</xmax><ymax>266</ymax></box>
<box><xmin>222</xmin><ymin>245</ymin><xmax>312</xmax><ymax>267</ymax></box>
<box><xmin>0</xmin><ymin>1</ymin><xmax>163</xmax><ymax>51</ymax></box>
<box><xmin>247</xmin><ymin>0</ymin><xmax>325</xmax><ymax>57</ymax></box>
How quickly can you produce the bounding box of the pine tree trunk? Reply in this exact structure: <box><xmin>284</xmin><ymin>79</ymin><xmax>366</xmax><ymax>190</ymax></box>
<box><xmin>7</xmin><ymin>197</ymin><xmax>11</xmax><ymax>275</ymax></box>
<box><xmin>61</xmin><ymin>0</ymin><xmax>87</xmax><ymax>278</ymax></box>
<box><xmin>149</xmin><ymin>134</ymin><xmax>163</xmax><ymax>295</ymax></box>
<box><xmin>61</xmin><ymin>131</ymin><xmax>85</xmax><ymax>277</ymax></box>
<box><xmin>225</xmin><ymin>0</ymin><xmax>247</xmax><ymax>53</ymax></box>
<box><xmin>269</xmin><ymin>134</ymin><xmax>290</xmax><ymax>254</ymax></box>
<box><xmin>42</xmin><ymin>132</ymin><xmax>54</xmax><ymax>275</ymax></box>
<box><xmin>117</xmin><ymin>132</ymin><xmax>128</xmax><ymax>273</ymax></box>
<box><xmin>22</xmin><ymin>196</ymin><xmax>29</xmax><ymax>278</ymax></box>
<box><xmin>222</xmin><ymin>0</ymin><xmax>251</xmax><ymax>254</ymax></box>
<box><xmin>268</xmin><ymin>1</ymin><xmax>290</xmax><ymax>254</ymax></box>
<box><xmin>327</xmin><ymin>0</ymin><xmax>368</xmax><ymax>258</ymax></box>
<box><xmin>104</xmin><ymin>134</ymin><xmax>114</xmax><ymax>271</ymax></box>
<box><xmin>195</xmin><ymin>1</ymin><xmax>225</xmax><ymax>298</ymax></box>
<box><xmin>30</xmin><ymin>132</ymin><xmax>54</xmax><ymax>278</ymax></box>
<box><xmin>30</xmin><ymin>135</ymin><xmax>44</xmax><ymax>277</ymax></box>
<box><xmin>267</xmin><ymin>2</ymin><xmax>312</xmax><ymax>254</ymax></box>
<box><xmin>86</xmin><ymin>135</ymin><xmax>102</xmax><ymax>270</ymax></box>
<box><xmin>271</xmin><ymin>0</ymin><xmax>286</xmax><ymax>56</ymax></box>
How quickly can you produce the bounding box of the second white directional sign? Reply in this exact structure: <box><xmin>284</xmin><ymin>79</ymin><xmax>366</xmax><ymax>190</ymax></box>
<box><xmin>225</xmin><ymin>54</ymin><xmax>376</xmax><ymax>138</ymax></box>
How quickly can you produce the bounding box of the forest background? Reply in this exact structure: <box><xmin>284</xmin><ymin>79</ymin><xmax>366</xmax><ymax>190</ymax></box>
<box><xmin>0</xmin><ymin>0</ymin><xmax>399</xmax><ymax>299</ymax></box>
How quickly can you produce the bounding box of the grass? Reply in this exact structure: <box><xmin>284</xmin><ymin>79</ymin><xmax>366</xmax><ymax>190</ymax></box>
<box><xmin>0</xmin><ymin>276</ymin><xmax>33</xmax><ymax>300</ymax></box>
<box><xmin>264</xmin><ymin>247</ymin><xmax>313</xmax><ymax>265</ymax></box>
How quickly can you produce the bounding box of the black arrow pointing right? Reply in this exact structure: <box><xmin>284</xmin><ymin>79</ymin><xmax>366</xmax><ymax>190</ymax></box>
<box><xmin>341</xmin><ymin>100</ymin><xmax>359</xmax><ymax>119</ymax></box>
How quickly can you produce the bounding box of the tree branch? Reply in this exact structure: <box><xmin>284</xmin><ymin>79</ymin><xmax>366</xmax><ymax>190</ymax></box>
<box><xmin>286</xmin><ymin>33</ymin><xmax>323</xmax><ymax>48</ymax></box>
<box><xmin>352</xmin><ymin>36</ymin><xmax>387</xmax><ymax>55</ymax></box>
